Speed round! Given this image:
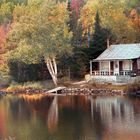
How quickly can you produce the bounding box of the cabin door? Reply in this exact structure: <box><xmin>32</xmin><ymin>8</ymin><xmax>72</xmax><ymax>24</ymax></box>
<box><xmin>110</xmin><ymin>61</ymin><xmax>114</xmax><ymax>75</ymax></box>
<box><xmin>114</xmin><ymin>61</ymin><xmax>119</xmax><ymax>75</ymax></box>
<box><xmin>119</xmin><ymin>61</ymin><xmax>123</xmax><ymax>72</ymax></box>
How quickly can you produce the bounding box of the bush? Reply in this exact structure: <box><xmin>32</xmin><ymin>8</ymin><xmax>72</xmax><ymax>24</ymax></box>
<box><xmin>0</xmin><ymin>64</ymin><xmax>11</xmax><ymax>87</ymax></box>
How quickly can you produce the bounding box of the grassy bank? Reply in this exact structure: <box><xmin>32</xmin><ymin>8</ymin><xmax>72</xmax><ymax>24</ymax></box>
<box><xmin>4</xmin><ymin>81</ymin><xmax>55</xmax><ymax>92</ymax></box>
<box><xmin>1</xmin><ymin>79</ymin><xmax>140</xmax><ymax>94</ymax></box>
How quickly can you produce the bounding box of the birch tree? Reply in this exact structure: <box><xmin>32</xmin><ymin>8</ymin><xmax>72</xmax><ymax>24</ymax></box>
<box><xmin>6</xmin><ymin>2</ymin><xmax>72</xmax><ymax>86</ymax></box>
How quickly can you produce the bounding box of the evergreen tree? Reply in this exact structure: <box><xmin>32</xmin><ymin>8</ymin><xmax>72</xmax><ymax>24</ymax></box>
<box><xmin>91</xmin><ymin>11</ymin><xmax>107</xmax><ymax>50</ymax></box>
<box><xmin>67</xmin><ymin>0</ymin><xmax>84</xmax><ymax>47</ymax></box>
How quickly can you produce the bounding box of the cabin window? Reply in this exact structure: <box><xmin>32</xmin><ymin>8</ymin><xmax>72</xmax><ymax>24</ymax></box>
<box><xmin>100</xmin><ymin>61</ymin><xmax>109</xmax><ymax>70</ymax></box>
<box><xmin>137</xmin><ymin>59</ymin><xmax>140</xmax><ymax>69</ymax></box>
<box><xmin>123</xmin><ymin>60</ymin><xmax>132</xmax><ymax>70</ymax></box>
<box><xmin>115</xmin><ymin>61</ymin><xmax>118</xmax><ymax>68</ymax></box>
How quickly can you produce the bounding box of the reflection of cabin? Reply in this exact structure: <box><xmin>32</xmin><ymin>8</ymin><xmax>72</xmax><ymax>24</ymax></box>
<box><xmin>89</xmin><ymin>44</ymin><xmax>140</xmax><ymax>83</ymax></box>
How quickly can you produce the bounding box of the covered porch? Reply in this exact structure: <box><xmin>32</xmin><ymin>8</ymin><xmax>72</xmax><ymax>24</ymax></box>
<box><xmin>90</xmin><ymin>60</ymin><xmax>133</xmax><ymax>76</ymax></box>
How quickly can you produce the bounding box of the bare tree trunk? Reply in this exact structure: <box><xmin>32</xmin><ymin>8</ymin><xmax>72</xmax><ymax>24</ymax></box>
<box><xmin>107</xmin><ymin>38</ymin><xmax>110</xmax><ymax>48</ymax></box>
<box><xmin>68</xmin><ymin>67</ymin><xmax>71</xmax><ymax>80</ymax></box>
<box><xmin>45</xmin><ymin>57</ymin><xmax>58</xmax><ymax>86</ymax></box>
<box><xmin>87</xmin><ymin>27</ymin><xmax>90</xmax><ymax>48</ymax></box>
<box><xmin>18</xmin><ymin>62</ymin><xmax>21</xmax><ymax>82</ymax></box>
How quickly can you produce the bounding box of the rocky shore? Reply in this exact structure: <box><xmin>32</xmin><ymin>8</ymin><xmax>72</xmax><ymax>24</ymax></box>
<box><xmin>61</xmin><ymin>88</ymin><xmax>125</xmax><ymax>96</ymax></box>
<box><xmin>0</xmin><ymin>89</ymin><xmax>48</xmax><ymax>95</ymax></box>
<box><xmin>0</xmin><ymin>87</ymin><xmax>125</xmax><ymax>96</ymax></box>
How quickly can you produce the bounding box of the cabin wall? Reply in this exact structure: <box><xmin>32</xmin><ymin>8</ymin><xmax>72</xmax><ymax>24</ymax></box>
<box><xmin>92</xmin><ymin>59</ymin><xmax>139</xmax><ymax>76</ymax></box>
<box><xmin>99</xmin><ymin>60</ymin><xmax>132</xmax><ymax>71</ymax></box>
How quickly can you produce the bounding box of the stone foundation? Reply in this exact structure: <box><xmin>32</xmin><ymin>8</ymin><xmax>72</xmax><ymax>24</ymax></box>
<box><xmin>86</xmin><ymin>74</ymin><xmax>140</xmax><ymax>84</ymax></box>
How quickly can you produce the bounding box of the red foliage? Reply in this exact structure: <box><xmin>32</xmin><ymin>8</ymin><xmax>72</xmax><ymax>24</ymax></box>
<box><xmin>0</xmin><ymin>26</ymin><xmax>6</xmax><ymax>51</ymax></box>
<box><xmin>71</xmin><ymin>0</ymin><xmax>84</xmax><ymax>17</ymax></box>
<box><xmin>0</xmin><ymin>24</ymin><xmax>10</xmax><ymax>64</ymax></box>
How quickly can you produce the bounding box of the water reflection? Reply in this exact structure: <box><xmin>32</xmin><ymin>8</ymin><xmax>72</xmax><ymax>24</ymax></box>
<box><xmin>89</xmin><ymin>96</ymin><xmax>140</xmax><ymax>140</ymax></box>
<box><xmin>0</xmin><ymin>94</ymin><xmax>139</xmax><ymax>140</ymax></box>
<box><xmin>47</xmin><ymin>97</ymin><xmax>58</xmax><ymax>133</ymax></box>
<box><xmin>0</xmin><ymin>108</ymin><xmax>6</xmax><ymax>138</ymax></box>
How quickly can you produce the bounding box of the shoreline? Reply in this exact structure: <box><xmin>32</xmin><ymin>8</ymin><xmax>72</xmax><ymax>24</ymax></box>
<box><xmin>0</xmin><ymin>81</ymin><xmax>140</xmax><ymax>97</ymax></box>
<box><xmin>0</xmin><ymin>86</ymin><xmax>128</xmax><ymax>97</ymax></box>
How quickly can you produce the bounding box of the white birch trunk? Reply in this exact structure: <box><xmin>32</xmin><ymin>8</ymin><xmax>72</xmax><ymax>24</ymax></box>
<box><xmin>46</xmin><ymin>57</ymin><xmax>58</xmax><ymax>86</ymax></box>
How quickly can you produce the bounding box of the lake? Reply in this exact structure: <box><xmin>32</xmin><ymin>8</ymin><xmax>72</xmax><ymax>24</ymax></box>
<box><xmin>0</xmin><ymin>94</ymin><xmax>139</xmax><ymax>140</ymax></box>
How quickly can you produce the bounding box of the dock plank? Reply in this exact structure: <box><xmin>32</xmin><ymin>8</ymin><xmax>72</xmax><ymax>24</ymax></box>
<box><xmin>47</xmin><ymin>86</ymin><xmax>66</xmax><ymax>93</ymax></box>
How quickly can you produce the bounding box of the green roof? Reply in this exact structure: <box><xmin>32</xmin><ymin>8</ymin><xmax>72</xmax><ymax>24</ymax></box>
<box><xmin>94</xmin><ymin>44</ymin><xmax>140</xmax><ymax>61</ymax></box>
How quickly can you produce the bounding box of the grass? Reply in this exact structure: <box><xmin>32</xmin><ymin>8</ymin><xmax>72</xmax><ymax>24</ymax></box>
<box><xmin>6</xmin><ymin>80</ymin><xmax>55</xmax><ymax>92</ymax></box>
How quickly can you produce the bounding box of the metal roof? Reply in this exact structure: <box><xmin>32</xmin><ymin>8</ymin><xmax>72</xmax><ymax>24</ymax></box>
<box><xmin>93</xmin><ymin>43</ymin><xmax>140</xmax><ymax>61</ymax></box>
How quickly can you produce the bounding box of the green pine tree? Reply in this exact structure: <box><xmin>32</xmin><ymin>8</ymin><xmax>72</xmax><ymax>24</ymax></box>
<box><xmin>91</xmin><ymin>11</ymin><xmax>107</xmax><ymax>50</ymax></box>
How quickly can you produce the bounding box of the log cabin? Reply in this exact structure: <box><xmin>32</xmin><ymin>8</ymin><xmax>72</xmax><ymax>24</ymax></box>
<box><xmin>89</xmin><ymin>44</ymin><xmax>140</xmax><ymax>83</ymax></box>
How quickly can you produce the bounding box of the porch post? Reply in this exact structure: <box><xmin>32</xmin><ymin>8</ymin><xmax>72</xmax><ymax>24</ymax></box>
<box><xmin>99</xmin><ymin>61</ymin><xmax>101</xmax><ymax>75</ymax></box>
<box><xmin>109</xmin><ymin>61</ymin><xmax>110</xmax><ymax>75</ymax></box>
<box><xmin>130</xmin><ymin>60</ymin><xmax>132</xmax><ymax>70</ymax></box>
<box><xmin>118</xmin><ymin>61</ymin><xmax>120</xmax><ymax>75</ymax></box>
<box><xmin>90</xmin><ymin>61</ymin><xmax>92</xmax><ymax>75</ymax></box>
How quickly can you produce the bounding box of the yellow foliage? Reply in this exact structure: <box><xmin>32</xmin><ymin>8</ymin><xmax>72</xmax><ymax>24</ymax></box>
<box><xmin>80</xmin><ymin>0</ymin><xmax>137</xmax><ymax>43</ymax></box>
<box><xmin>79</xmin><ymin>0</ymin><xmax>97</xmax><ymax>36</ymax></box>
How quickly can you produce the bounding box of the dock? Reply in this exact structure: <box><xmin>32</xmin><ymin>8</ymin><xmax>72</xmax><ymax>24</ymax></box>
<box><xmin>47</xmin><ymin>86</ymin><xmax>66</xmax><ymax>94</ymax></box>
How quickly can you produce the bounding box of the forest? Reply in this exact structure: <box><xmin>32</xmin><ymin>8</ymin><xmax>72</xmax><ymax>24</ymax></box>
<box><xmin>0</xmin><ymin>0</ymin><xmax>140</xmax><ymax>87</ymax></box>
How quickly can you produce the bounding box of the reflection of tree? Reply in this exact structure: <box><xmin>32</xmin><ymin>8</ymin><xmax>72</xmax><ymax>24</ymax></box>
<box><xmin>5</xmin><ymin>95</ymin><xmax>54</xmax><ymax>140</ymax></box>
<box><xmin>59</xmin><ymin>96</ymin><xmax>90</xmax><ymax>112</ymax></box>
<box><xmin>0</xmin><ymin>108</ymin><xmax>6</xmax><ymax>138</ymax></box>
<box><xmin>18</xmin><ymin>94</ymin><xmax>53</xmax><ymax>117</ymax></box>
<box><xmin>52</xmin><ymin>95</ymin><xmax>105</xmax><ymax>140</ymax></box>
<box><xmin>90</xmin><ymin>96</ymin><xmax>140</xmax><ymax>140</ymax></box>
<box><xmin>126</xmin><ymin>97</ymin><xmax>140</xmax><ymax>115</ymax></box>
<box><xmin>93</xmin><ymin>97</ymin><xmax>135</xmax><ymax>124</ymax></box>
<box><xmin>8</xmin><ymin>94</ymin><xmax>54</xmax><ymax>125</ymax></box>
<box><xmin>47</xmin><ymin>96</ymin><xmax>58</xmax><ymax>134</ymax></box>
<box><xmin>9</xmin><ymin>96</ymin><xmax>31</xmax><ymax>122</ymax></box>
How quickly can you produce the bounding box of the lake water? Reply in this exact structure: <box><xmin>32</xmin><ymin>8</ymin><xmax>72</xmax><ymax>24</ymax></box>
<box><xmin>0</xmin><ymin>94</ymin><xmax>139</xmax><ymax>140</ymax></box>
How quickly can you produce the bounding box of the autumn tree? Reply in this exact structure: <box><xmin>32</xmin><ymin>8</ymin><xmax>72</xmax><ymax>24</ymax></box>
<box><xmin>80</xmin><ymin>0</ymin><xmax>137</xmax><ymax>44</ymax></box>
<box><xmin>68</xmin><ymin>0</ymin><xmax>84</xmax><ymax>47</ymax></box>
<box><xmin>126</xmin><ymin>0</ymin><xmax>140</xmax><ymax>42</ymax></box>
<box><xmin>79</xmin><ymin>0</ymin><xmax>96</xmax><ymax>47</ymax></box>
<box><xmin>96</xmin><ymin>0</ymin><xmax>136</xmax><ymax>43</ymax></box>
<box><xmin>6</xmin><ymin>2</ymin><xmax>72</xmax><ymax>86</ymax></box>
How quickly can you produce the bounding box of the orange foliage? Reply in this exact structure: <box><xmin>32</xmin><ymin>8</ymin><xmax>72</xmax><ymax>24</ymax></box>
<box><xmin>0</xmin><ymin>26</ymin><xmax>6</xmax><ymax>52</ymax></box>
<box><xmin>130</xmin><ymin>9</ymin><xmax>140</xmax><ymax>31</ymax></box>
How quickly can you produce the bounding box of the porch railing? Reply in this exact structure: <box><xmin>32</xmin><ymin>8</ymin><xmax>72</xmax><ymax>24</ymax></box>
<box><xmin>92</xmin><ymin>70</ymin><xmax>133</xmax><ymax>76</ymax></box>
<box><xmin>119</xmin><ymin>70</ymin><xmax>132</xmax><ymax>76</ymax></box>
